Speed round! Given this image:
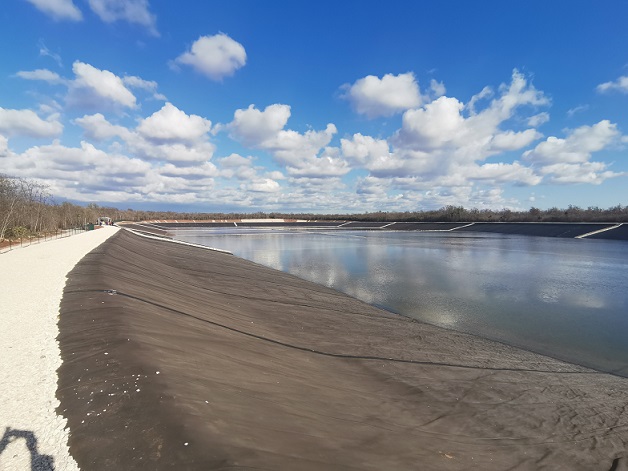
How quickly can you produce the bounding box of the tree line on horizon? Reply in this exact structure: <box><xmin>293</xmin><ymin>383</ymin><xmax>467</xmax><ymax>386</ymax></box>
<box><xmin>1</xmin><ymin>174</ymin><xmax>627</xmax><ymax>241</ymax></box>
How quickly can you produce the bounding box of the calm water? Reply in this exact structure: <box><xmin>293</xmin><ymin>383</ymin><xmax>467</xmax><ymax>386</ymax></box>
<box><xmin>173</xmin><ymin>228</ymin><xmax>628</xmax><ymax>376</ymax></box>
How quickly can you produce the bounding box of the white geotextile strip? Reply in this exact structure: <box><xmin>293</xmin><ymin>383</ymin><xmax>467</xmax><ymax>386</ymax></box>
<box><xmin>0</xmin><ymin>226</ymin><xmax>118</xmax><ymax>471</ymax></box>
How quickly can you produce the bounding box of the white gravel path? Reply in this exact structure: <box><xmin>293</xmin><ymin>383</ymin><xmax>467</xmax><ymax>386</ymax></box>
<box><xmin>0</xmin><ymin>226</ymin><xmax>118</xmax><ymax>471</ymax></box>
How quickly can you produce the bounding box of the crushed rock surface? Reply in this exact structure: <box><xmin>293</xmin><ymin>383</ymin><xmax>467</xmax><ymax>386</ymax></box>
<box><xmin>0</xmin><ymin>227</ymin><xmax>118</xmax><ymax>471</ymax></box>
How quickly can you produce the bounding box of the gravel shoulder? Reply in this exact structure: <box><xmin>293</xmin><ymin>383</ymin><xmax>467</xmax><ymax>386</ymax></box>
<box><xmin>0</xmin><ymin>226</ymin><xmax>118</xmax><ymax>471</ymax></box>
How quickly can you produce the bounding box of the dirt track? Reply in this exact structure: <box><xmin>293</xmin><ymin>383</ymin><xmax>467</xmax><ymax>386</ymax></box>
<box><xmin>58</xmin><ymin>229</ymin><xmax>628</xmax><ymax>470</ymax></box>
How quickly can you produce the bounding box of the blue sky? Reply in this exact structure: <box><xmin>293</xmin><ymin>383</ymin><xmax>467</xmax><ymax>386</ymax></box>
<box><xmin>1</xmin><ymin>0</ymin><xmax>627</xmax><ymax>213</ymax></box>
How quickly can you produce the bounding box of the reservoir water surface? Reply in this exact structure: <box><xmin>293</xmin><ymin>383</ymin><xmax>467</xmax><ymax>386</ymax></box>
<box><xmin>173</xmin><ymin>228</ymin><xmax>628</xmax><ymax>376</ymax></box>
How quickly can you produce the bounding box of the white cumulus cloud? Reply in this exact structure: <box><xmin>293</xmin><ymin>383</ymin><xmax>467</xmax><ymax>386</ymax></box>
<box><xmin>158</xmin><ymin>162</ymin><xmax>218</xmax><ymax>179</ymax></box>
<box><xmin>137</xmin><ymin>103</ymin><xmax>212</xmax><ymax>143</ymax></box>
<box><xmin>428</xmin><ymin>79</ymin><xmax>446</xmax><ymax>99</ymax></box>
<box><xmin>249</xmin><ymin>178</ymin><xmax>281</xmax><ymax>193</ymax></box>
<box><xmin>596</xmin><ymin>76</ymin><xmax>628</xmax><ymax>94</ymax></box>
<box><xmin>341</xmin><ymin>133</ymin><xmax>390</xmax><ymax>167</ymax></box>
<box><xmin>523</xmin><ymin>120</ymin><xmax>619</xmax><ymax>165</ymax></box>
<box><xmin>218</xmin><ymin>154</ymin><xmax>257</xmax><ymax>180</ymax></box>
<box><xmin>228</xmin><ymin>104</ymin><xmax>344</xmax><ymax>178</ymax></box>
<box><xmin>465</xmin><ymin>162</ymin><xmax>542</xmax><ymax>186</ymax></box>
<box><xmin>19</xmin><ymin>63</ymin><xmax>164</xmax><ymax>111</ymax></box>
<box><xmin>123</xmin><ymin>75</ymin><xmax>165</xmax><ymax>101</ymax></box>
<box><xmin>25</xmin><ymin>0</ymin><xmax>82</xmax><ymax>21</ymax></box>
<box><xmin>394</xmin><ymin>96</ymin><xmax>465</xmax><ymax>151</ymax></box>
<box><xmin>528</xmin><ymin>112</ymin><xmax>550</xmax><ymax>127</ymax></box>
<box><xmin>15</xmin><ymin>69</ymin><xmax>66</xmax><ymax>84</ymax></box>
<box><xmin>0</xmin><ymin>139</ymin><xmax>206</xmax><ymax>203</ymax></box>
<box><xmin>342</xmin><ymin>72</ymin><xmax>421</xmax><ymax>118</ymax></box>
<box><xmin>88</xmin><ymin>0</ymin><xmax>158</xmax><ymax>35</ymax></box>
<box><xmin>490</xmin><ymin>129</ymin><xmax>543</xmax><ymax>152</ymax></box>
<box><xmin>123</xmin><ymin>75</ymin><xmax>156</xmax><ymax>90</ymax></box>
<box><xmin>523</xmin><ymin>120</ymin><xmax>624</xmax><ymax>184</ymax></box>
<box><xmin>540</xmin><ymin>162</ymin><xmax>621</xmax><ymax>185</ymax></box>
<box><xmin>67</xmin><ymin>61</ymin><xmax>137</xmax><ymax>110</ymax></box>
<box><xmin>173</xmin><ymin>34</ymin><xmax>247</xmax><ymax>81</ymax></box>
<box><xmin>74</xmin><ymin>113</ymin><xmax>132</xmax><ymax>141</ymax></box>
<box><xmin>334</xmin><ymin>70</ymin><xmax>552</xmax><ymax>205</ymax></box>
<box><xmin>0</xmin><ymin>107</ymin><xmax>63</xmax><ymax>138</ymax></box>
<box><xmin>229</xmin><ymin>104</ymin><xmax>291</xmax><ymax>146</ymax></box>
<box><xmin>219</xmin><ymin>153</ymin><xmax>254</xmax><ymax>169</ymax></box>
<box><xmin>393</xmin><ymin>70</ymin><xmax>547</xmax><ymax>159</ymax></box>
<box><xmin>75</xmin><ymin>103</ymin><xmax>216</xmax><ymax>165</ymax></box>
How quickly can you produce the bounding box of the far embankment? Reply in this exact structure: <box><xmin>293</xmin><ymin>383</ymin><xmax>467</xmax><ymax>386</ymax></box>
<box><xmin>126</xmin><ymin>220</ymin><xmax>628</xmax><ymax>241</ymax></box>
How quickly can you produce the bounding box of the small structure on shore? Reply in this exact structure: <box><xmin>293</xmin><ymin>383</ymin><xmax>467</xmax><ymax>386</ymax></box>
<box><xmin>97</xmin><ymin>217</ymin><xmax>112</xmax><ymax>225</ymax></box>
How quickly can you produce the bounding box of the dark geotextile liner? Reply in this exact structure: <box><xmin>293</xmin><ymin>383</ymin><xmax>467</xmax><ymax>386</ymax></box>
<box><xmin>456</xmin><ymin>222</ymin><xmax>618</xmax><ymax>238</ymax></box>
<box><xmin>57</xmin><ymin>230</ymin><xmax>628</xmax><ymax>470</ymax></box>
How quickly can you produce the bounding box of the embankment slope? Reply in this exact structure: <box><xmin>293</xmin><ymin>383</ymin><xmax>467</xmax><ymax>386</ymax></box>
<box><xmin>58</xmin><ymin>230</ymin><xmax>628</xmax><ymax>470</ymax></box>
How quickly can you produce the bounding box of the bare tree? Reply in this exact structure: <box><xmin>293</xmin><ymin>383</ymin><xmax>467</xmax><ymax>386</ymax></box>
<box><xmin>0</xmin><ymin>175</ymin><xmax>27</xmax><ymax>240</ymax></box>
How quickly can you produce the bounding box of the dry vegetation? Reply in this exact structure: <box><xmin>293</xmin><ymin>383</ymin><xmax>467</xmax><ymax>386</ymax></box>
<box><xmin>0</xmin><ymin>175</ymin><xmax>104</xmax><ymax>241</ymax></box>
